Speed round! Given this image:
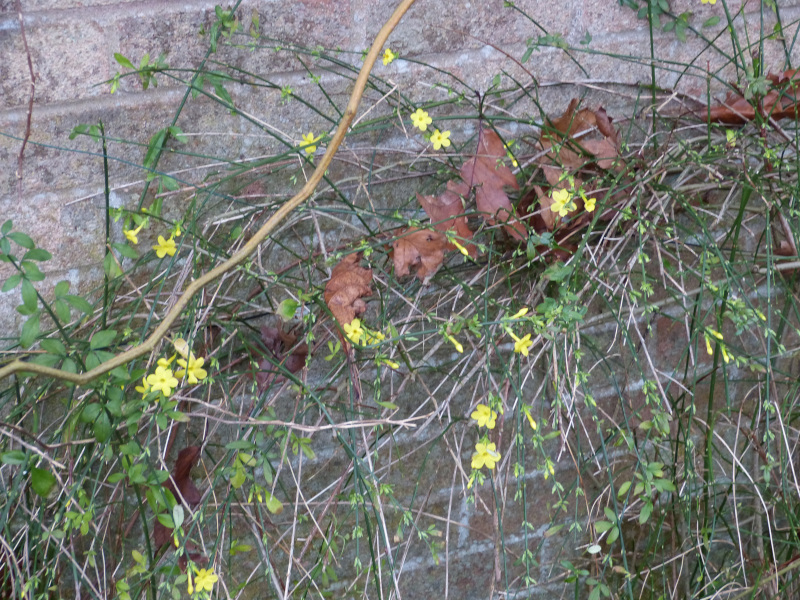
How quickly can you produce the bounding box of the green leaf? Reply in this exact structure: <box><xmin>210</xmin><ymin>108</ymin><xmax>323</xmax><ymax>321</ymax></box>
<box><xmin>639</xmin><ymin>500</ymin><xmax>653</xmax><ymax>524</ymax></box>
<box><xmin>144</xmin><ymin>128</ymin><xmax>168</xmax><ymax>170</ymax></box>
<box><xmin>90</xmin><ymin>329</ymin><xmax>116</xmax><ymax>350</ymax></box>
<box><xmin>603</xmin><ymin>506</ymin><xmax>617</xmax><ymax>522</ymax></box>
<box><xmin>263</xmin><ymin>491</ymin><xmax>284</xmax><ymax>515</ymax></box>
<box><xmin>2</xmin><ymin>274</ymin><xmax>21</xmax><ymax>293</ymax></box>
<box><xmin>606</xmin><ymin>525</ymin><xmax>620</xmax><ymax>545</ymax></box>
<box><xmin>30</xmin><ymin>467</ymin><xmax>56</xmax><ymax>497</ymax></box>
<box><xmin>8</xmin><ymin>231</ymin><xmax>34</xmax><ymax>250</ymax></box>
<box><xmin>81</xmin><ymin>403</ymin><xmax>102</xmax><ymax>422</ymax></box>
<box><xmin>589</xmin><ymin>585</ymin><xmax>601</xmax><ymax>600</ymax></box>
<box><xmin>22</xmin><ymin>261</ymin><xmax>45</xmax><ymax>281</ymax></box>
<box><xmin>21</xmin><ymin>278</ymin><xmax>37</xmax><ymax>313</ymax></box>
<box><xmin>30</xmin><ymin>353</ymin><xmax>61</xmax><ymax>368</ymax></box>
<box><xmin>276</xmin><ymin>299</ymin><xmax>299</xmax><ymax>321</ymax></box>
<box><xmin>93</xmin><ymin>411</ymin><xmax>112</xmax><ymax>443</ymax></box>
<box><xmin>617</xmin><ymin>480</ymin><xmax>631</xmax><ymax>497</ymax></box>
<box><xmin>230</xmin><ymin>464</ymin><xmax>246</xmax><ymax>489</ymax></box>
<box><xmin>594</xmin><ymin>520</ymin><xmax>613</xmax><ymax>533</ymax></box>
<box><xmin>542</xmin><ymin>262</ymin><xmax>573</xmax><ymax>282</ymax></box>
<box><xmin>157</xmin><ymin>513</ymin><xmax>175</xmax><ymax>529</ymax></box>
<box><xmin>374</xmin><ymin>400</ymin><xmax>398</xmax><ymax>410</ymax></box>
<box><xmin>114</xmin><ymin>53</ymin><xmax>135</xmax><ymax>69</ymax></box>
<box><xmin>22</xmin><ymin>248</ymin><xmax>52</xmax><ymax>262</ymax></box>
<box><xmin>64</xmin><ymin>294</ymin><xmax>93</xmax><ymax>314</ymax></box>
<box><xmin>103</xmin><ymin>252</ymin><xmax>122</xmax><ymax>278</ymax></box>
<box><xmin>1</xmin><ymin>220</ymin><xmax>12</xmax><ymax>234</ymax></box>
<box><xmin>54</xmin><ymin>299</ymin><xmax>71</xmax><ymax>323</ymax></box>
<box><xmin>544</xmin><ymin>524</ymin><xmax>564</xmax><ymax>537</ymax></box>
<box><xmin>167</xmin><ymin>126</ymin><xmax>188</xmax><ymax>144</ymax></box>
<box><xmin>225</xmin><ymin>440</ymin><xmax>256</xmax><ymax>451</ymax></box>
<box><xmin>703</xmin><ymin>16</ymin><xmax>720</xmax><ymax>28</ymax></box>
<box><xmin>172</xmin><ymin>504</ymin><xmax>185</xmax><ymax>528</ymax></box>
<box><xmin>54</xmin><ymin>280</ymin><xmax>70</xmax><ymax>297</ymax></box>
<box><xmin>20</xmin><ymin>313</ymin><xmax>40</xmax><ymax>348</ymax></box>
<box><xmin>1</xmin><ymin>450</ymin><xmax>27</xmax><ymax>465</ymax></box>
<box><xmin>111</xmin><ymin>243</ymin><xmax>138</xmax><ymax>260</ymax></box>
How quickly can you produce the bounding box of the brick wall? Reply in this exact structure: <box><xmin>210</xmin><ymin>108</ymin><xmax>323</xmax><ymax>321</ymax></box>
<box><xmin>2</xmin><ymin>1</ymin><xmax>800</xmax><ymax>598</ymax></box>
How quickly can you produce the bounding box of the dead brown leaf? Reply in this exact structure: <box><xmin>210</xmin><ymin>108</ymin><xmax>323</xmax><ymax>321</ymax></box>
<box><xmin>255</xmin><ymin>326</ymin><xmax>308</xmax><ymax>392</ymax></box>
<box><xmin>324</xmin><ymin>253</ymin><xmax>373</xmax><ymax>329</ymax></box>
<box><xmin>460</xmin><ymin>128</ymin><xmax>525</xmax><ymax>240</ymax></box>
<box><xmin>392</xmin><ymin>228</ymin><xmax>449</xmax><ymax>282</ymax></box>
<box><xmin>416</xmin><ymin>180</ymin><xmax>477</xmax><ymax>256</ymax></box>
<box><xmin>707</xmin><ymin>69</ymin><xmax>800</xmax><ymax>124</ymax></box>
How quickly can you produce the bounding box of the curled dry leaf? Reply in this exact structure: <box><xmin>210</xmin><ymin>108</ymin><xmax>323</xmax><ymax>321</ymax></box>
<box><xmin>706</xmin><ymin>69</ymin><xmax>800</xmax><ymax>124</ymax></box>
<box><xmin>255</xmin><ymin>326</ymin><xmax>308</xmax><ymax>393</ymax></box>
<box><xmin>392</xmin><ymin>227</ymin><xmax>449</xmax><ymax>282</ymax></box>
<box><xmin>153</xmin><ymin>446</ymin><xmax>202</xmax><ymax>549</ymax></box>
<box><xmin>416</xmin><ymin>179</ymin><xmax>477</xmax><ymax>256</ymax></box>
<box><xmin>460</xmin><ymin>129</ymin><xmax>525</xmax><ymax>240</ymax></box>
<box><xmin>324</xmin><ymin>253</ymin><xmax>373</xmax><ymax>330</ymax></box>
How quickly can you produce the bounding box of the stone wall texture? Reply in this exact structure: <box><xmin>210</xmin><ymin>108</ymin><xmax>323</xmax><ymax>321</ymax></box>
<box><xmin>3</xmin><ymin>1</ymin><xmax>800</xmax><ymax>599</ymax></box>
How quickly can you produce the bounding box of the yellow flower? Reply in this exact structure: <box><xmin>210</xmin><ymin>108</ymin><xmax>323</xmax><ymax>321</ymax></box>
<box><xmin>194</xmin><ymin>568</ymin><xmax>218</xmax><ymax>593</ymax></box>
<box><xmin>383</xmin><ymin>359</ymin><xmax>400</xmax><ymax>370</ymax></box>
<box><xmin>146</xmin><ymin>366</ymin><xmax>179</xmax><ymax>397</ymax></box>
<box><xmin>124</xmin><ymin>225</ymin><xmax>143</xmax><ymax>245</ymax></box>
<box><xmin>721</xmin><ymin>344</ymin><xmax>732</xmax><ymax>364</ymax></box>
<box><xmin>134</xmin><ymin>377</ymin><xmax>150</xmax><ymax>398</ymax></box>
<box><xmin>504</xmin><ymin>142</ymin><xmax>518</xmax><ymax>167</ymax></box>
<box><xmin>550</xmin><ymin>188</ymin><xmax>575</xmax><ymax>217</ymax></box>
<box><xmin>300</xmin><ymin>132</ymin><xmax>320</xmax><ymax>155</ymax></box>
<box><xmin>446</xmin><ymin>334</ymin><xmax>463</xmax><ymax>353</ymax></box>
<box><xmin>701</xmin><ymin>0</ymin><xmax>716</xmax><ymax>4</ymax></box>
<box><xmin>176</xmin><ymin>355</ymin><xmax>208</xmax><ymax>385</ymax></box>
<box><xmin>171</xmin><ymin>337</ymin><xmax>191</xmax><ymax>360</ymax></box>
<box><xmin>510</xmin><ymin>332</ymin><xmax>533</xmax><ymax>356</ymax></box>
<box><xmin>344</xmin><ymin>319</ymin><xmax>364</xmax><ymax>344</ymax></box>
<box><xmin>509</xmin><ymin>307</ymin><xmax>528</xmax><ymax>320</ymax></box>
<box><xmin>584</xmin><ymin>197</ymin><xmax>597</xmax><ymax>213</ymax></box>
<box><xmin>471</xmin><ymin>442</ymin><xmax>501</xmax><ymax>470</ymax></box>
<box><xmin>452</xmin><ymin>239</ymin><xmax>469</xmax><ymax>256</ymax></box>
<box><xmin>430</xmin><ymin>129</ymin><xmax>451</xmax><ymax>150</ymax></box>
<box><xmin>364</xmin><ymin>329</ymin><xmax>385</xmax><ymax>345</ymax></box>
<box><xmin>382</xmin><ymin>48</ymin><xmax>398</xmax><ymax>65</ymax></box>
<box><xmin>470</xmin><ymin>404</ymin><xmax>497</xmax><ymax>429</ymax></box>
<box><xmin>704</xmin><ymin>334</ymin><xmax>714</xmax><ymax>356</ymax></box>
<box><xmin>157</xmin><ymin>354</ymin><xmax>175</xmax><ymax>368</ymax></box>
<box><xmin>187</xmin><ymin>570</ymin><xmax>193</xmax><ymax>595</ymax></box>
<box><xmin>523</xmin><ymin>406</ymin><xmax>537</xmax><ymax>431</ymax></box>
<box><xmin>173</xmin><ymin>222</ymin><xmax>182</xmax><ymax>237</ymax></box>
<box><xmin>153</xmin><ymin>235</ymin><xmax>176</xmax><ymax>258</ymax></box>
<box><xmin>410</xmin><ymin>108</ymin><xmax>432</xmax><ymax>132</ymax></box>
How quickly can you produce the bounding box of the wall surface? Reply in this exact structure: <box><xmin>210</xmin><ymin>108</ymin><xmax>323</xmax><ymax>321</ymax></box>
<box><xmin>3</xmin><ymin>1</ymin><xmax>800</xmax><ymax>599</ymax></box>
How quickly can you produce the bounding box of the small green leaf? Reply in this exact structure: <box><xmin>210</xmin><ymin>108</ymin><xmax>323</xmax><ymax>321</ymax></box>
<box><xmin>544</xmin><ymin>524</ymin><xmax>564</xmax><ymax>537</ymax></box>
<box><xmin>64</xmin><ymin>294</ymin><xmax>93</xmax><ymax>314</ymax></box>
<box><xmin>542</xmin><ymin>261</ymin><xmax>573</xmax><ymax>282</ymax></box>
<box><xmin>20</xmin><ymin>313</ymin><xmax>40</xmax><ymax>348</ymax></box>
<box><xmin>374</xmin><ymin>400</ymin><xmax>398</xmax><ymax>410</ymax></box>
<box><xmin>1</xmin><ymin>450</ymin><xmax>27</xmax><ymax>465</ymax></box>
<box><xmin>594</xmin><ymin>520</ymin><xmax>613</xmax><ymax>533</ymax></box>
<box><xmin>21</xmin><ymin>261</ymin><xmax>45</xmax><ymax>281</ymax></box>
<box><xmin>30</xmin><ymin>467</ymin><xmax>57</xmax><ymax>498</ymax></box>
<box><xmin>54</xmin><ymin>299</ymin><xmax>71</xmax><ymax>323</ymax></box>
<box><xmin>157</xmin><ymin>513</ymin><xmax>175</xmax><ymax>529</ymax></box>
<box><xmin>172</xmin><ymin>504</ymin><xmax>185</xmax><ymax>528</ymax></box>
<box><xmin>225</xmin><ymin>440</ymin><xmax>256</xmax><ymax>451</ymax></box>
<box><xmin>2</xmin><ymin>274</ymin><xmax>21</xmax><ymax>293</ymax></box>
<box><xmin>276</xmin><ymin>299</ymin><xmax>299</xmax><ymax>321</ymax></box>
<box><xmin>603</xmin><ymin>506</ymin><xmax>617</xmax><ymax>522</ymax></box>
<box><xmin>617</xmin><ymin>480</ymin><xmax>631</xmax><ymax>497</ymax></box>
<box><xmin>606</xmin><ymin>525</ymin><xmax>620</xmax><ymax>545</ymax></box>
<box><xmin>1</xmin><ymin>220</ymin><xmax>12</xmax><ymax>234</ymax></box>
<box><xmin>21</xmin><ymin>278</ymin><xmax>37</xmax><ymax>313</ymax></box>
<box><xmin>81</xmin><ymin>403</ymin><xmax>103</xmax><ymax>422</ymax></box>
<box><xmin>54</xmin><ymin>280</ymin><xmax>70</xmax><ymax>297</ymax></box>
<box><xmin>8</xmin><ymin>231</ymin><xmax>34</xmax><ymax>250</ymax></box>
<box><xmin>230</xmin><ymin>464</ymin><xmax>246</xmax><ymax>489</ymax></box>
<box><xmin>114</xmin><ymin>53</ymin><xmax>135</xmax><ymax>69</ymax></box>
<box><xmin>112</xmin><ymin>243</ymin><xmax>138</xmax><ymax>260</ymax></box>
<box><xmin>90</xmin><ymin>329</ymin><xmax>117</xmax><ymax>350</ymax></box>
<box><xmin>587</xmin><ymin>544</ymin><xmax>602</xmax><ymax>555</ymax></box>
<box><xmin>639</xmin><ymin>500</ymin><xmax>653</xmax><ymax>524</ymax></box>
<box><xmin>703</xmin><ymin>16</ymin><xmax>720</xmax><ymax>28</ymax></box>
<box><xmin>22</xmin><ymin>248</ymin><xmax>52</xmax><ymax>262</ymax></box>
<box><xmin>94</xmin><ymin>411</ymin><xmax>112</xmax><ymax>442</ymax></box>
<box><xmin>264</xmin><ymin>491</ymin><xmax>284</xmax><ymax>515</ymax></box>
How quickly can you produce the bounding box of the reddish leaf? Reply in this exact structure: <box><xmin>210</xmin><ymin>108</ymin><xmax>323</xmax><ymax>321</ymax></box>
<box><xmin>460</xmin><ymin>129</ymin><xmax>525</xmax><ymax>240</ymax></box>
<box><xmin>255</xmin><ymin>326</ymin><xmax>308</xmax><ymax>392</ymax></box>
<box><xmin>153</xmin><ymin>446</ymin><xmax>202</xmax><ymax>549</ymax></box>
<box><xmin>706</xmin><ymin>69</ymin><xmax>800</xmax><ymax>124</ymax></box>
<box><xmin>324</xmin><ymin>253</ymin><xmax>373</xmax><ymax>330</ymax></box>
<box><xmin>392</xmin><ymin>228</ymin><xmax>449</xmax><ymax>282</ymax></box>
<box><xmin>416</xmin><ymin>180</ymin><xmax>477</xmax><ymax>256</ymax></box>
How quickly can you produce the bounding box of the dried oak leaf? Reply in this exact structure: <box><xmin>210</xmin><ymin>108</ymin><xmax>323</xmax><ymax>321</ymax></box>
<box><xmin>416</xmin><ymin>179</ymin><xmax>477</xmax><ymax>256</ymax></box>
<box><xmin>392</xmin><ymin>227</ymin><xmax>449</xmax><ymax>282</ymax></box>
<box><xmin>460</xmin><ymin>129</ymin><xmax>525</xmax><ymax>240</ymax></box>
<box><xmin>153</xmin><ymin>446</ymin><xmax>202</xmax><ymax>549</ymax></box>
<box><xmin>324</xmin><ymin>253</ymin><xmax>373</xmax><ymax>329</ymax></box>
<box><xmin>255</xmin><ymin>326</ymin><xmax>308</xmax><ymax>393</ymax></box>
<box><xmin>707</xmin><ymin>69</ymin><xmax>800</xmax><ymax>124</ymax></box>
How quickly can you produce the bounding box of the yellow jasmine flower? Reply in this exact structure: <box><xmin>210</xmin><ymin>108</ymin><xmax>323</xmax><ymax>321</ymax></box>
<box><xmin>704</xmin><ymin>334</ymin><xmax>714</xmax><ymax>356</ymax></box>
<box><xmin>134</xmin><ymin>377</ymin><xmax>150</xmax><ymax>398</ymax></box>
<box><xmin>509</xmin><ymin>307</ymin><xmax>528</xmax><ymax>320</ymax></box>
<box><xmin>146</xmin><ymin>366</ymin><xmax>179</xmax><ymax>397</ymax></box>
<box><xmin>300</xmin><ymin>132</ymin><xmax>320</xmax><ymax>155</ymax></box>
<box><xmin>171</xmin><ymin>337</ymin><xmax>191</xmax><ymax>360</ymax></box>
<box><xmin>510</xmin><ymin>332</ymin><xmax>533</xmax><ymax>356</ymax></box>
<box><xmin>470</xmin><ymin>404</ymin><xmax>497</xmax><ymax>429</ymax></box>
<box><xmin>550</xmin><ymin>188</ymin><xmax>575</xmax><ymax>217</ymax></box>
<box><xmin>176</xmin><ymin>355</ymin><xmax>208</xmax><ymax>385</ymax></box>
<box><xmin>471</xmin><ymin>442</ymin><xmax>501</xmax><ymax>470</ymax></box>
<box><xmin>410</xmin><ymin>108</ymin><xmax>432</xmax><ymax>132</ymax></box>
<box><xmin>153</xmin><ymin>235</ymin><xmax>176</xmax><ymax>258</ymax></box>
<box><xmin>430</xmin><ymin>129</ymin><xmax>451</xmax><ymax>150</ymax></box>
<box><xmin>344</xmin><ymin>319</ymin><xmax>364</xmax><ymax>344</ymax></box>
<box><xmin>194</xmin><ymin>568</ymin><xmax>218</xmax><ymax>593</ymax></box>
<box><xmin>382</xmin><ymin>48</ymin><xmax>398</xmax><ymax>65</ymax></box>
<box><xmin>504</xmin><ymin>142</ymin><xmax>518</xmax><ymax>167</ymax></box>
<box><xmin>452</xmin><ymin>239</ymin><xmax>469</xmax><ymax>256</ymax></box>
<box><xmin>584</xmin><ymin>196</ymin><xmax>597</xmax><ymax>213</ymax></box>
<box><xmin>173</xmin><ymin>222</ymin><xmax>182</xmax><ymax>237</ymax></box>
<box><xmin>707</xmin><ymin>328</ymin><xmax>724</xmax><ymax>340</ymax></box>
<box><xmin>364</xmin><ymin>329</ymin><xmax>385</xmax><ymax>345</ymax></box>
<box><xmin>187</xmin><ymin>570</ymin><xmax>193</xmax><ymax>595</ymax></box>
<box><xmin>383</xmin><ymin>359</ymin><xmax>400</xmax><ymax>370</ymax></box>
<box><xmin>701</xmin><ymin>0</ymin><xmax>716</xmax><ymax>4</ymax></box>
<box><xmin>446</xmin><ymin>334</ymin><xmax>463</xmax><ymax>354</ymax></box>
<box><xmin>157</xmin><ymin>354</ymin><xmax>176</xmax><ymax>368</ymax></box>
<box><xmin>523</xmin><ymin>406</ymin><xmax>537</xmax><ymax>430</ymax></box>
<box><xmin>124</xmin><ymin>224</ymin><xmax>143</xmax><ymax>245</ymax></box>
<box><xmin>721</xmin><ymin>344</ymin><xmax>732</xmax><ymax>364</ymax></box>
